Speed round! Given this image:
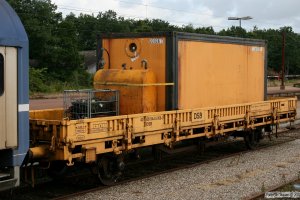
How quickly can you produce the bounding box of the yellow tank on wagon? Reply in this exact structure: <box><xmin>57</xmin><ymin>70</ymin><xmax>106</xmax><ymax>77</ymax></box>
<box><xmin>94</xmin><ymin>69</ymin><xmax>157</xmax><ymax>115</ymax></box>
<box><xmin>99</xmin><ymin>36</ymin><xmax>167</xmax><ymax>112</ymax></box>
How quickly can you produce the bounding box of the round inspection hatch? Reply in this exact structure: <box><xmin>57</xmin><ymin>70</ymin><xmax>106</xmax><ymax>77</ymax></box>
<box><xmin>125</xmin><ymin>39</ymin><xmax>141</xmax><ymax>58</ymax></box>
<box><xmin>129</xmin><ymin>43</ymin><xmax>137</xmax><ymax>52</ymax></box>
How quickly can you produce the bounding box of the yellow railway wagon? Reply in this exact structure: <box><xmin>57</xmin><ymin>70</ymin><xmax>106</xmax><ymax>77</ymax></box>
<box><xmin>28</xmin><ymin>32</ymin><xmax>296</xmax><ymax>186</ymax></box>
<box><xmin>29</xmin><ymin>97</ymin><xmax>297</xmax><ymax>185</ymax></box>
<box><xmin>96</xmin><ymin>32</ymin><xmax>266</xmax><ymax>113</ymax></box>
<box><xmin>30</xmin><ymin>98</ymin><xmax>297</xmax><ymax>159</ymax></box>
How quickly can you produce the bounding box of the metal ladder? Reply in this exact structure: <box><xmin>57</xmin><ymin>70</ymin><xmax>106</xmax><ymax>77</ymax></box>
<box><xmin>0</xmin><ymin>172</ymin><xmax>17</xmax><ymax>192</ymax></box>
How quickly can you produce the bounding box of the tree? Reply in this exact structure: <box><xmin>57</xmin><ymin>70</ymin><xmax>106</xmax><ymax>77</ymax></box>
<box><xmin>8</xmin><ymin>0</ymin><xmax>84</xmax><ymax>83</ymax></box>
<box><xmin>8</xmin><ymin>0</ymin><xmax>62</xmax><ymax>60</ymax></box>
<box><xmin>8</xmin><ymin>0</ymin><xmax>300</xmax><ymax>93</ymax></box>
<box><xmin>132</xmin><ymin>19</ymin><xmax>153</xmax><ymax>32</ymax></box>
<box><xmin>53</xmin><ymin>14</ymin><xmax>83</xmax><ymax>81</ymax></box>
<box><xmin>280</xmin><ymin>27</ymin><xmax>300</xmax><ymax>74</ymax></box>
<box><xmin>218</xmin><ymin>26</ymin><xmax>247</xmax><ymax>38</ymax></box>
<box><xmin>181</xmin><ymin>24</ymin><xmax>195</xmax><ymax>33</ymax></box>
<box><xmin>195</xmin><ymin>26</ymin><xmax>215</xmax><ymax>35</ymax></box>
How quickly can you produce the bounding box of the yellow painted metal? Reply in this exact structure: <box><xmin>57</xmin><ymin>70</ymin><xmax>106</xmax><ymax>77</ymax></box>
<box><xmin>178</xmin><ymin>41</ymin><xmax>265</xmax><ymax>109</ymax></box>
<box><xmin>102</xmin><ymin>37</ymin><xmax>167</xmax><ymax>111</ymax></box>
<box><xmin>29</xmin><ymin>97</ymin><xmax>297</xmax><ymax>162</ymax></box>
<box><xmin>29</xmin><ymin>108</ymin><xmax>64</xmax><ymax>120</ymax></box>
<box><xmin>85</xmin><ymin>147</ymin><xmax>96</xmax><ymax>163</ymax></box>
<box><xmin>29</xmin><ymin>145</ymin><xmax>49</xmax><ymax>159</ymax></box>
<box><xmin>94</xmin><ymin>69</ymin><xmax>157</xmax><ymax>115</ymax></box>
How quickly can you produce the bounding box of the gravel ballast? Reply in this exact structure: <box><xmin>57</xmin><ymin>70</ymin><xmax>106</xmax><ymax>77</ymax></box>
<box><xmin>74</xmin><ymin>138</ymin><xmax>300</xmax><ymax>200</ymax></box>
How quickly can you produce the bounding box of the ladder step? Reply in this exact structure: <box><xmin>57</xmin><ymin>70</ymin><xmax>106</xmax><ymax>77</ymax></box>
<box><xmin>0</xmin><ymin>173</ymin><xmax>10</xmax><ymax>179</ymax></box>
<box><xmin>0</xmin><ymin>178</ymin><xmax>17</xmax><ymax>192</ymax></box>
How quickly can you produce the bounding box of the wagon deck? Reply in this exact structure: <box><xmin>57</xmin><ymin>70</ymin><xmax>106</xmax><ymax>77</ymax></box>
<box><xmin>29</xmin><ymin>97</ymin><xmax>297</xmax><ymax>165</ymax></box>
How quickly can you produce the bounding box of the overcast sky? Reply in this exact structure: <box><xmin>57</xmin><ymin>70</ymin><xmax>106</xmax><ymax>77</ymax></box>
<box><xmin>51</xmin><ymin>0</ymin><xmax>300</xmax><ymax>33</ymax></box>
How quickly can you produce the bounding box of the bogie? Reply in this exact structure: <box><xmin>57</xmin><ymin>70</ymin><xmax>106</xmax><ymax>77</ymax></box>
<box><xmin>244</xmin><ymin>129</ymin><xmax>263</xmax><ymax>150</ymax></box>
<box><xmin>97</xmin><ymin>154</ymin><xmax>124</xmax><ymax>186</ymax></box>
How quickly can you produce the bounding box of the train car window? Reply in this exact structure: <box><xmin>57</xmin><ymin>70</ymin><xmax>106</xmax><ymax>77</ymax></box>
<box><xmin>0</xmin><ymin>53</ymin><xmax>3</xmax><ymax>96</ymax></box>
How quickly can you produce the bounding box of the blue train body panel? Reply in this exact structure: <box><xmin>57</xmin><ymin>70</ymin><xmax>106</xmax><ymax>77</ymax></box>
<box><xmin>0</xmin><ymin>0</ymin><xmax>29</xmax><ymax>190</ymax></box>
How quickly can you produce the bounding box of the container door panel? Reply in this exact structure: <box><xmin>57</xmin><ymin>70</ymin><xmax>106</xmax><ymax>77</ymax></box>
<box><xmin>0</xmin><ymin>47</ymin><xmax>5</xmax><ymax>149</ymax></box>
<box><xmin>5</xmin><ymin>47</ymin><xmax>17</xmax><ymax>148</ymax></box>
<box><xmin>177</xmin><ymin>41</ymin><xmax>265</xmax><ymax>109</ymax></box>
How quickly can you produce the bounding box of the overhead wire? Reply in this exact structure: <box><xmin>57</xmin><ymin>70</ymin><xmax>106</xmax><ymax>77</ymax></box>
<box><xmin>14</xmin><ymin>2</ymin><xmax>300</xmax><ymax>39</ymax></box>
<box><xmin>17</xmin><ymin>13</ymin><xmax>298</xmax><ymax>41</ymax></box>
<box><xmin>54</xmin><ymin>0</ymin><xmax>296</xmax><ymax>31</ymax></box>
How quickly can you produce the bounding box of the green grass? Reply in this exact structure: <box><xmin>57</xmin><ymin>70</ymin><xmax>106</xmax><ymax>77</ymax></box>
<box><xmin>29</xmin><ymin>67</ymin><xmax>93</xmax><ymax>97</ymax></box>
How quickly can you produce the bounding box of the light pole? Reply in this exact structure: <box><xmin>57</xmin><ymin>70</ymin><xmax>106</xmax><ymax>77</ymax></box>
<box><xmin>280</xmin><ymin>31</ymin><xmax>286</xmax><ymax>90</ymax></box>
<box><xmin>228</xmin><ymin>16</ymin><xmax>252</xmax><ymax>28</ymax></box>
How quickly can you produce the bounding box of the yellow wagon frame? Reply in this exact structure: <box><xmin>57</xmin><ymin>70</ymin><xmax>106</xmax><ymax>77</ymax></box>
<box><xmin>29</xmin><ymin>97</ymin><xmax>297</xmax><ymax>165</ymax></box>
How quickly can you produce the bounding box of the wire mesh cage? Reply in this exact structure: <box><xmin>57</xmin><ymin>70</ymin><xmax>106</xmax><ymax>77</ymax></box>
<box><xmin>63</xmin><ymin>89</ymin><xmax>119</xmax><ymax>119</ymax></box>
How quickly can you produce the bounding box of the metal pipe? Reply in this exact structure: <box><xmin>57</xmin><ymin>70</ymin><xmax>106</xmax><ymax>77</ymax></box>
<box><xmin>102</xmin><ymin>48</ymin><xmax>111</xmax><ymax>69</ymax></box>
<box><xmin>28</xmin><ymin>145</ymin><xmax>49</xmax><ymax>160</ymax></box>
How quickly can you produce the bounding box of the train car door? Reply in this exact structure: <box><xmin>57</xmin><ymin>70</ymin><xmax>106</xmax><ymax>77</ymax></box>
<box><xmin>0</xmin><ymin>46</ymin><xmax>18</xmax><ymax>149</ymax></box>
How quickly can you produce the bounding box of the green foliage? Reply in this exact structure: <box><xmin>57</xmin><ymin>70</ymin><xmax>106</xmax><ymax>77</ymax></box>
<box><xmin>248</xmin><ymin>26</ymin><xmax>300</xmax><ymax>74</ymax></box>
<box><xmin>29</xmin><ymin>67</ymin><xmax>48</xmax><ymax>93</ymax></box>
<box><xmin>29</xmin><ymin>67</ymin><xmax>92</xmax><ymax>94</ymax></box>
<box><xmin>8</xmin><ymin>0</ymin><xmax>62</xmax><ymax>60</ymax></box>
<box><xmin>218</xmin><ymin>26</ymin><xmax>247</xmax><ymax>37</ymax></box>
<box><xmin>195</xmin><ymin>27</ymin><xmax>215</xmax><ymax>35</ymax></box>
<box><xmin>7</xmin><ymin>0</ymin><xmax>300</xmax><ymax>94</ymax></box>
<box><xmin>8</xmin><ymin>0</ymin><xmax>83</xmax><ymax>82</ymax></box>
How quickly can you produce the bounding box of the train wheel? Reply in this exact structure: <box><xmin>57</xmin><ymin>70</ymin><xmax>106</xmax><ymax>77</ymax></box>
<box><xmin>97</xmin><ymin>155</ymin><xmax>122</xmax><ymax>186</ymax></box>
<box><xmin>197</xmin><ymin>140</ymin><xmax>206</xmax><ymax>155</ymax></box>
<box><xmin>48</xmin><ymin>161</ymin><xmax>68</xmax><ymax>179</ymax></box>
<box><xmin>244</xmin><ymin>129</ymin><xmax>261</xmax><ymax>150</ymax></box>
<box><xmin>152</xmin><ymin>145</ymin><xmax>162</xmax><ymax>162</ymax></box>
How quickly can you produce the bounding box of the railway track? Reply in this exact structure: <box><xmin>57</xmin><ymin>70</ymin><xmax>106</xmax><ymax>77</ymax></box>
<box><xmin>244</xmin><ymin>179</ymin><xmax>300</xmax><ymax>200</ymax></box>
<box><xmin>244</xmin><ymin>170</ymin><xmax>300</xmax><ymax>200</ymax></box>
<box><xmin>0</xmin><ymin>124</ymin><xmax>299</xmax><ymax>200</ymax></box>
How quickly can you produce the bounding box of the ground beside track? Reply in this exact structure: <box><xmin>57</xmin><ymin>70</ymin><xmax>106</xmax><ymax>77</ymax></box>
<box><xmin>249</xmin><ymin>179</ymin><xmax>300</xmax><ymax>200</ymax></box>
<box><xmin>30</xmin><ymin>98</ymin><xmax>63</xmax><ymax>110</ymax></box>
<box><xmin>71</xmin><ymin>132</ymin><xmax>300</xmax><ymax>200</ymax></box>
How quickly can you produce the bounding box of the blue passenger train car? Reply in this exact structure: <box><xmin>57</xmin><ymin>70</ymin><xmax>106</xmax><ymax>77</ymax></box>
<box><xmin>0</xmin><ymin>0</ymin><xmax>29</xmax><ymax>191</ymax></box>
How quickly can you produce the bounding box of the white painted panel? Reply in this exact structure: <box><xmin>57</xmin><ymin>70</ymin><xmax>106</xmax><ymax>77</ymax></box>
<box><xmin>5</xmin><ymin>47</ymin><xmax>18</xmax><ymax>148</ymax></box>
<box><xmin>0</xmin><ymin>47</ymin><xmax>5</xmax><ymax>150</ymax></box>
<box><xmin>18</xmin><ymin>104</ymin><xmax>29</xmax><ymax>112</ymax></box>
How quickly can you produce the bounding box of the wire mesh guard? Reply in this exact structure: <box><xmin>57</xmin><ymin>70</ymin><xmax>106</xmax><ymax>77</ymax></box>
<box><xmin>63</xmin><ymin>89</ymin><xmax>119</xmax><ymax>119</ymax></box>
